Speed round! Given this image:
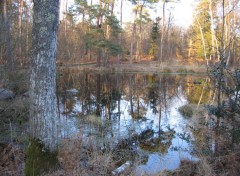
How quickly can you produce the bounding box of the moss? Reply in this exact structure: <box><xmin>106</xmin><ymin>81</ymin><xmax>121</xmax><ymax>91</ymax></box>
<box><xmin>179</xmin><ymin>104</ymin><xmax>194</xmax><ymax>118</ymax></box>
<box><xmin>25</xmin><ymin>138</ymin><xmax>58</xmax><ymax>176</ymax></box>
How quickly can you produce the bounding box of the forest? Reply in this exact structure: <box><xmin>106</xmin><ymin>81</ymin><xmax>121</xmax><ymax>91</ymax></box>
<box><xmin>0</xmin><ymin>0</ymin><xmax>240</xmax><ymax>175</ymax></box>
<box><xmin>0</xmin><ymin>0</ymin><xmax>239</xmax><ymax>67</ymax></box>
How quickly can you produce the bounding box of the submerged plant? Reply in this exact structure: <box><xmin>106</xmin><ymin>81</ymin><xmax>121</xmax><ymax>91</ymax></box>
<box><xmin>179</xmin><ymin>104</ymin><xmax>194</xmax><ymax>118</ymax></box>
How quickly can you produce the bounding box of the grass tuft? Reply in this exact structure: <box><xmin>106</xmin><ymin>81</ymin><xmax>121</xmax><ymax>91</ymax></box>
<box><xmin>178</xmin><ymin>104</ymin><xmax>193</xmax><ymax>118</ymax></box>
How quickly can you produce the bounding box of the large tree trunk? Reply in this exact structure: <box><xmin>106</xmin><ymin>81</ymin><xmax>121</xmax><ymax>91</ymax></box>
<box><xmin>30</xmin><ymin>0</ymin><xmax>59</xmax><ymax>150</ymax></box>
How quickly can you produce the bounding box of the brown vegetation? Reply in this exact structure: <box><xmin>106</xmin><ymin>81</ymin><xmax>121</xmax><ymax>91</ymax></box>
<box><xmin>0</xmin><ymin>144</ymin><xmax>25</xmax><ymax>176</ymax></box>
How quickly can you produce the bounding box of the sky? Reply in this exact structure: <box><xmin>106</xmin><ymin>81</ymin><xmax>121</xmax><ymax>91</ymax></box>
<box><xmin>170</xmin><ymin>0</ymin><xmax>196</xmax><ymax>27</ymax></box>
<box><xmin>60</xmin><ymin>0</ymin><xmax>196</xmax><ymax>28</ymax></box>
<box><xmin>118</xmin><ymin>0</ymin><xmax>196</xmax><ymax>28</ymax></box>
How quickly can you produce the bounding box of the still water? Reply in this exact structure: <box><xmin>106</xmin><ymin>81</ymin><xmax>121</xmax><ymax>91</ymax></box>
<box><xmin>57</xmin><ymin>72</ymin><xmax>207</xmax><ymax>174</ymax></box>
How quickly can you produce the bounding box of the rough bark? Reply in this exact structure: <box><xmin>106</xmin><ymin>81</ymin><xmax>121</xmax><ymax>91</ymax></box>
<box><xmin>30</xmin><ymin>0</ymin><xmax>59</xmax><ymax>150</ymax></box>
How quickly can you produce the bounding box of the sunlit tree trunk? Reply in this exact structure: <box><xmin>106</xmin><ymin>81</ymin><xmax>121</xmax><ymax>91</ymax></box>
<box><xmin>136</xmin><ymin>4</ymin><xmax>144</xmax><ymax>63</ymax></box>
<box><xmin>217</xmin><ymin>0</ymin><xmax>225</xmax><ymax>108</ymax></box>
<box><xmin>188</xmin><ymin>39</ymin><xmax>193</xmax><ymax>60</ymax></box>
<box><xmin>196</xmin><ymin>17</ymin><xmax>209</xmax><ymax>66</ymax></box>
<box><xmin>117</xmin><ymin>0</ymin><xmax>123</xmax><ymax>65</ymax></box>
<box><xmin>159</xmin><ymin>1</ymin><xmax>166</xmax><ymax>63</ymax></box>
<box><xmin>166</xmin><ymin>12</ymin><xmax>172</xmax><ymax>61</ymax></box>
<box><xmin>209</xmin><ymin>0</ymin><xmax>220</xmax><ymax>62</ymax></box>
<box><xmin>130</xmin><ymin>9</ymin><xmax>137</xmax><ymax>66</ymax></box>
<box><xmin>64</xmin><ymin>0</ymin><xmax>68</xmax><ymax>38</ymax></box>
<box><xmin>30</xmin><ymin>0</ymin><xmax>59</xmax><ymax>150</ymax></box>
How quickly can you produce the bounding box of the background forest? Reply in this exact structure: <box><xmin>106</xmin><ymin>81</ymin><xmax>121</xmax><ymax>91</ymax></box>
<box><xmin>1</xmin><ymin>0</ymin><xmax>240</xmax><ymax>68</ymax></box>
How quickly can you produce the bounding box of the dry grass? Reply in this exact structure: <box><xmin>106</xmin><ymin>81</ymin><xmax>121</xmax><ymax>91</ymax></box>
<box><xmin>0</xmin><ymin>144</ymin><xmax>25</xmax><ymax>176</ymax></box>
<box><xmin>169</xmin><ymin>152</ymin><xmax>240</xmax><ymax>176</ymax></box>
<box><xmin>48</xmin><ymin>133</ymin><xmax>115</xmax><ymax>176</ymax></box>
<box><xmin>58</xmin><ymin>60</ymin><xmax>207</xmax><ymax>74</ymax></box>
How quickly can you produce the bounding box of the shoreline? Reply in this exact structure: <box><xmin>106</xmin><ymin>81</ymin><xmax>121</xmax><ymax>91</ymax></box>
<box><xmin>58</xmin><ymin>62</ymin><xmax>208</xmax><ymax>74</ymax></box>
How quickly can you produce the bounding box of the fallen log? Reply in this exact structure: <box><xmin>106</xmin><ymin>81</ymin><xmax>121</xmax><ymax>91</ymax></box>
<box><xmin>111</xmin><ymin>161</ymin><xmax>132</xmax><ymax>176</ymax></box>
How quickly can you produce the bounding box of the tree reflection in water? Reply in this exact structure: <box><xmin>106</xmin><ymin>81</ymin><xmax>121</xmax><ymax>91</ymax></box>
<box><xmin>55</xmin><ymin>72</ymin><xmax>205</xmax><ymax>173</ymax></box>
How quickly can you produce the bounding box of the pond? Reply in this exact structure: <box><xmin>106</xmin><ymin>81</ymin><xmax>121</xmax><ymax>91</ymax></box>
<box><xmin>56</xmin><ymin>72</ymin><xmax>208</xmax><ymax>174</ymax></box>
<box><xmin>0</xmin><ymin>71</ymin><xmax>213</xmax><ymax>175</ymax></box>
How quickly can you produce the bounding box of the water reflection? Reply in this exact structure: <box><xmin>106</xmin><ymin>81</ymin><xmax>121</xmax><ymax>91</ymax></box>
<box><xmin>57</xmin><ymin>72</ymin><xmax>205</xmax><ymax>174</ymax></box>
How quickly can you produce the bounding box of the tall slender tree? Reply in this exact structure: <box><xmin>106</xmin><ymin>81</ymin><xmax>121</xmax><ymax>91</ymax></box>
<box><xmin>3</xmin><ymin>0</ymin><xmax>14</xmax><ymax>69</ymax></box>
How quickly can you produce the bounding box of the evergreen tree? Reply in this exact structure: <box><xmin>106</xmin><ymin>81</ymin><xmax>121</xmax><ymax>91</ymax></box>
<box><xmin>149</xmin><ymin>18</ymin><xmax>160</xmax><ymax>60</ymax></box>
